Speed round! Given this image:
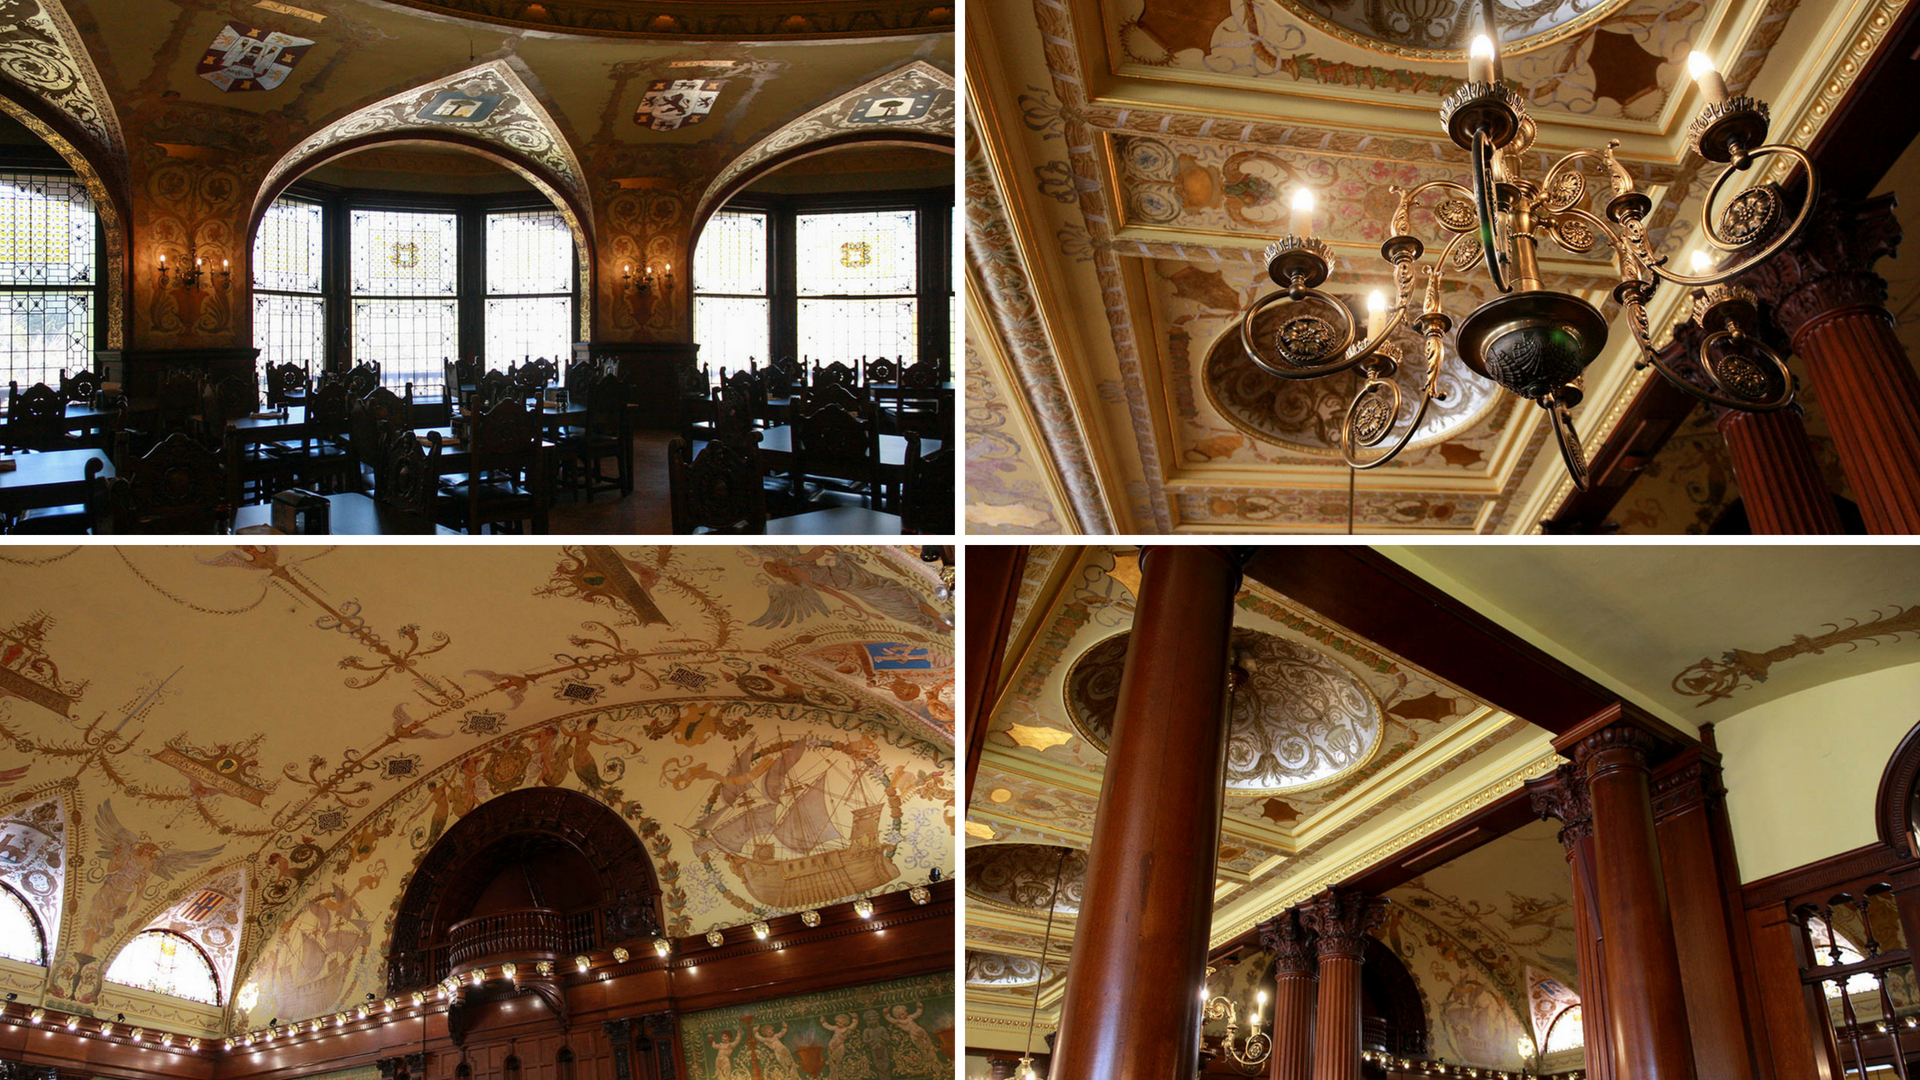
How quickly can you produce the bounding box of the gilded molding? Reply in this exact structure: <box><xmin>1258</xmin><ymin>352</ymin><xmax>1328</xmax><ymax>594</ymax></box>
<box><xmin>360</xmin><ymin>0</ymin><xmax>951</xmax><ymax>39</ymax></box>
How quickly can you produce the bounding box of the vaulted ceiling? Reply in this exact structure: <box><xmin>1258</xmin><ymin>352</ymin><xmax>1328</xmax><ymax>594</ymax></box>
<box><xmin>962</xmin><ymin>0</ymin><xmax>1908</xmax><ymax>533</ymax></box>
<box><xmin>0</xmin><ymin>545</ymin><xmax>954</xmax><ymax>1036</ymax></box>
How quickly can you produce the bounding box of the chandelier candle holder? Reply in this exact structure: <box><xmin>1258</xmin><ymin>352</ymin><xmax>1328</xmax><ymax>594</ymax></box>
<box><xmin>157</xmin><ymin>249</ymin><xmax>232</xmax><ymax>292</ymax></box>
<box><xmin>1201</xmin><ymin>987</ymin><xmax>1273</xmax><ymax>1068</ymax></box>
<box><xmin>1234</xmin><ymin>0</ymin><xmax>1816</xmax><ymax>489</ymax></box>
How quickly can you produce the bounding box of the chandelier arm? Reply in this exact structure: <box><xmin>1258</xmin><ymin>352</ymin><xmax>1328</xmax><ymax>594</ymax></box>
<box><xmin>1339</xmin><ymin>333</ymin><xmax>1444</xmax><ymax>470</ymax></box>
<box><xmin>1538</xmin><ymin>148</ymin><xmax>1613</xmax><ymax>212</ymax></box>
<box><xmin>1237</xmin><ymin>289</ymin><xmax>1408</xmax><ymax>381</ymax></box>
<box><xmin>1621</xmin><ymin>290</ymin><xmax>1796</xmax><ymax>412</ymax></box>
<box><xmin>1436</xmin><ymin>228</ymin><xmax>1484</xmax><ymax>279</ymax></box>
<box><xmin>1642</xmin><ymin>145</ymin><xmax>1819</xmax><ymax>287</ymax></box>
<box><xmin>1544</xmin><ymin>395</ymin><xmax>1590</xmax><ymax>491</ymax></box>
<box><xmin>1393</xmin><ymin>179</ymin><xmax>1480</xmax><ymax>235</ymax></box>
<box><xmin>1471</xmin><ymin>128</ymin><xmax>1512</xmax><ymax>293</ymax></box>
<box><xmin>1547</xmin><ymin>205</ymin><xmax>1629</xmax><ymax>258</ymax></box>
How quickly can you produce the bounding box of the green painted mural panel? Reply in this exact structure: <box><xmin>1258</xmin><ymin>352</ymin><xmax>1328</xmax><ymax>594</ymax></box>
<box><xmin>678</xmin><ymin>972</ymin><xmax>955</xmax><ymax>1080</ymax></box>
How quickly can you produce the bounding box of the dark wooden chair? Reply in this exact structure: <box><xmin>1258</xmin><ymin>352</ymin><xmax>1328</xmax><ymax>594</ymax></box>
<box><xmin>96</xmin><ymin>432</ymin><xmax>229</xmax><ymax>533</ymax></box>
<box><xmin>800</xmin><ymin>380</ymin><xmax>865</xmax><ymax>417</ymax></box>
<box><xmin>348</xmin><ymin>384</ymin><xmax>414</xmax><ymax>489</ymax></box>
<box><xmin>793</xmin><ymin>401</ymin><xmax>879</xmax><ymax>507</ymax></box>
<box><xmin>667</xmin><ymin>432</ymin><xmax>768</xmax><ymax>534</ymax></box>
<box><xmin>149</xmin><ymin>368</ymin><xmax>203</xmax><ymax>442</ymax></box>
<box><xmin>770</xmin><ymin>356</ymin><xmax>805</xmax><ymax>395</ymax></box>
<box><xmin>510</xmin><ymin>358</ymin><xmax>557</xmax><ymax>402</ymax></box>
<box><xmin>3</xmin><ymin>381</ymin><xmax>75</xmax><ymax>452</ymax></box>
<box><xmin>345</xmin><ymin>361</ymin><xmax>382</xmax><ymax>398</ymax></box>
<box><xmin>563</xmin><ymin>358</ymin><xmax>601</xmax><ymax>401</ymax></box>
<box><xmin>864</xmin><ymin>357</ymin><xmax>899</xmax><ymax>386</ymax></box>
<box><xmin>438</xmin><ymin>397</ymin><xmax>548</xmax><ymax>534</ymax></box>
<box><xmin>471</xmin><ymin>369</ymin><xmax>517</xmax><ymax>412</ymax></box>
<box><xmin>814</xmin><ymin>359</ymin><xmax>858</xmax><ymax>389</ymax></box>
<box><xmin>201</xmin><ymin>373</ymin><xmax>260</xmax><ymax>435</ymax></box>
<box><xmin>677</xmin><ymin>362</ymin><xmax>713</xmax><ymax>442</ymax></box>
<box><xmin>899</xmin><ymin>440</ymin><xmax>954</xmax><ymax>534</ymax></box>
<box><xmin>894</xmin><ymin>357</ymin><xmax>947</xmax><ymax>438</ymax></box>
<box><xmin>561</xmin><ymin>371</ymin><xmax>632</xmax><ymax>502</ymax></box>
<box><xmin>265</xmin><ymin>362</ymin><xmax>310</xmax><ymax>409</ymax></box>
<box><xmin>374</xmin><ymin>426</ymin><xmax>444</xmax><ymax>533</ymax></box>
<box><xmin>58</xmin><ymin>368</ymin><xmax>102</xmax><ymax>405</ymax></box>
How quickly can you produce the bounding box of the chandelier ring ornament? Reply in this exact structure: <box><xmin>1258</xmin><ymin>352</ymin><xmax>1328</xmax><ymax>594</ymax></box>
<box><xmin>1656</xmin><ymin>146</ymin><xmax>1818</xmax><ymax>281</ymax></box>
<box><xmin>1544</xmin><ymin>393</ymin><xmax>1589</xmax><ymax>491</ymax></box>
<box><xmin>1237</xmin><ymin>287</ymin><xmax>1399</xmax><ymax>381</ymax></box>
<box><xmin>1471</xmin><ymin>128</ymin><xmax>1512</xmax><ymax>293</ymax></box>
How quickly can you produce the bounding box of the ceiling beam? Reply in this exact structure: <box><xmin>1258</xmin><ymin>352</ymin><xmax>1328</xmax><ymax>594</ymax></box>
<box><xmin>1240</xmin><ymin>546</ymin><xmax>1617</xmax><ymax>733</ymax></box>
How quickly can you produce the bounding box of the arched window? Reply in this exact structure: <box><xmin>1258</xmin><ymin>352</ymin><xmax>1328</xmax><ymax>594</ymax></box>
<box><xmin>104</xmin><ymin>929</ymin><xmax>221</xmax><ymax>1004</ymax></box>
<box><xmin>0</xmin><ymin>166</ymin><xmax>101</xmax><ymax>390</ymax></box>
<box><xmin>692</xmin><ymin>209</ymin><xmax>771</xmax><ymax>374</ymax></box>
<box><xmin>1806</xmin><ymin>918</ymin><xmax>1882</xmax><ymax>1000</ymax></box>
<box><xmin>1543</xmin><ymin>1005</ymin><xmax>1584</xmax><ymax>1053</ymax></box>
<box><xmin>253</xmin><ymin>194</ymin><xmax>327</xmax><ymax>386</ymax></box>
<box><xmin>0</xmin><ymin>884</ymin><xmax>47</xmax><ymax>965</ymax></box>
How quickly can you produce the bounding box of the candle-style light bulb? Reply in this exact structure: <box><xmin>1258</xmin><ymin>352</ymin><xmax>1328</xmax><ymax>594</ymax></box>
<box><xmin>1469</xmin><ymin>34</ymin><xmax>1496</xmax><ymax>85</ymax></box>
<box><xmin>1366</xmin><ymin>289</ymin><xmax>1386</xmax><ymax>337</ymax></box>
<box><xmin>1289</xmin><ymin>188</ymin><xmax>1315</xmax><ymax>238</ymax></box>
<box><xmin>1688</xmin><ymin>51</ymin><xmax>1728</xmax><ymax>107</ymax></box>
<box><xmin>1690</xmin><ymin>249</ymin><xmax>1716</xmax><ymax>274</ymax></box>
<box><xmin>158</xmin><ymin>253</ymin><xmax>166</xmax><ymax>264</ymax></box>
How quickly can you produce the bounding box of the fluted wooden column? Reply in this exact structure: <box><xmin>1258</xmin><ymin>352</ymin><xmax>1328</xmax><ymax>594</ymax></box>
<box><xmin>1300</xmin><ymin>889</ymin><xmax>1384</xmax><ymax>1080</ymax></box>
<box><xmin>1527</xmin><ymin>764</ymin><xmax>1614</xmax><ymax>1080</ymax></box>
<box><xmin>1651</xmin><ymin>749</ymin><xmax>1759</xmax><ymax>1080</ymax></box>
<box><xmin>1567</xmin><ymin>711</ymin><xmax>1698</xmax><ymax>1080</ymax></box>
<box><xmin>1050</xmin><ymin>546</ymin><xmax>1244</xmax><ymax>1080</ymax></box>
<box><xmin>1716</xmin><ymin>408</ymin><xmax>1844</xmax><ymax>533</ymax></box>
<box><xmin>1738</xmin><ymin>194</ymin><xmax>1918</xmax><ymax>532</ymax></box>
<box><xmin>1259</xmin><ymin>909</ymin><xmax>1317</xmax><ymax>1080</ymax></box>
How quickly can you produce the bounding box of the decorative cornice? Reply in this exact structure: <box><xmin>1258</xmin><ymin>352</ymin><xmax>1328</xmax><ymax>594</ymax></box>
<box><xmin>363</xmin><ymin>0</ymin><xmax>952</xmax><ymax>39</ymax></box>
<box><xmin>1299</xmin><ymin>888</ymin><xmax>1385</xmax><ymax>962</ymax></box>
<box><xmin>1651</xmin><ymin>752</ymin><xmax>1725</xmax><ymax>823</ymax></box>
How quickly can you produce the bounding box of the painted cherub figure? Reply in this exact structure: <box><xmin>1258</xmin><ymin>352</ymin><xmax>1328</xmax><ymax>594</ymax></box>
<box><xmin>709</xmin><ymin>1026</ymin><xmax>744</xmax><ymax>1080</ymax></box>
<box><xmin>820</xmin><ymin>1012</ymin><xmax>871</xmax><ymax>1080</ymax></box>
<box><xmin>884</xmin><ymin>1003</ymin><xmax>946</xmax><ymax>1073</ymax></box>
<box><xmin>753</xmin><ymin>1022</ymin><xmax>802</xmax><ymax>1080</ymax></box>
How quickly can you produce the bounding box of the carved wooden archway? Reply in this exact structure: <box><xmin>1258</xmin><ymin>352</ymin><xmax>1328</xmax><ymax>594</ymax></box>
<box><xmin>386</xmin><ymin>786</ymin><xmax>661</xmax><ymax>993</ymax></box>
<box><xmin>1873</xmin><ymin>719</ymin><xmax>1920</xmax><ymax>858</ymax></box>
<box><xmin>1361</xmin><ymin>936</ymin><xmax>1431</xmax><ymax>1058</ymax></box>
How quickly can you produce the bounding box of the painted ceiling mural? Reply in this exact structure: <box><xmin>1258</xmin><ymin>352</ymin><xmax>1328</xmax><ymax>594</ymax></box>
<box><xmin>0</xmin><ymin>545</ymin><xmax>954</xmax><ymax>1035</ymax></box>
<box><xmin>0</xmin><ymin>0</ymin><xmax>950</xmax><ymax>351</ymax></box>
<box><xmin>965</xmin><ymin>546</ymin><xmax>1564</xmax><ymax>1052</ymax></box>
<box><xmin>963</xmin><ymin>0</ymin><xmax>1891</xmax><ymax>532</ymax></box>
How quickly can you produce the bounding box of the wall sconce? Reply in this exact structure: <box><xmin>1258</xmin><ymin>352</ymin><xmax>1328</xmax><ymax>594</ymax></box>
<box><xmin>130</xmin><ymin>1027</ymin><xmax>144</xmax><ymax>1042</ymax></box>
<box><xmin>188</xmin><ymin>1038</ymin><xmax>201</xmax><ymax>1051</ymax></box>
<box><xmin>612</xmin><ymin>946</ymin><xmax>629</xmax><ymax>964</ymax></box>
<box><xmin>621</xmin><ymin>262</ymin><xmax>674</xmax><ymax>296</ymax></box>
<box><xmin>800</xmin><ymin>910</ymin><xmax>821</xmax><ymax>928</ymax></box>
<box><xmin>28</xmin><ymin>1009</ymin><xmax>43</xmax><ymax>1023</ymax></box>
<box><xmin>705</xmin><ymin>930</ymin><xmax>724</xmax><ymax>947</ymax></box>
<box><xmin>575</xmin><ymin>955</ymin><xmax>590</xmax><ymax>973</ymax></box>
<box><xmin>157</xmin><ymin>247</ymin><xmax>231</xmax><ymax>292</ymax></box>
<box><xmin>502</xmin><ymin>963</ymin><xmax>518</xmax><ymax>980</ymax></box>
<box><xmin>223</xmin><ymin>1038</ymin><xmax>234</xmax><ymax>1051</ymax></box>
<box><xmin>751</xmin><ymin>921</ymin><xmax>770</xmax><ymax>940</ymax></box>
<box><xmin>65</xmin><ymin>1015</ymin><xmax>78</xmax><ymax>1031</ymax></box>
<box><xmin>909</xmin><ymin>886</ymin><xmax>930</xmax><ymax>905</ymax></box>
<box><xmin>160</xmin><ymin>1033</ymin><xmax>174</xmax><ymax>1047</ymax></box>
<box><xmin>534</xmin><ymin>962</ymin><xmax>552</xmax><ymax>978</ymax></box>
<box><xmin>653</xmin><ymin>938</ymin><xmax>671</xmax><ymax>958</ymax></box>
<box><xmin>854</xmin><ymin>899</ymin><xmax>875</xmax><ymax>919</ymax></box>
<box><xmin>100</xmin><ymin>1023</ymin><xmax>114</xmax><ymax>1038</ymax></box>
<box><xmin>469</xmin><ymin>970</ymin><xmax>484</xmax><ymax>987</ymax></box>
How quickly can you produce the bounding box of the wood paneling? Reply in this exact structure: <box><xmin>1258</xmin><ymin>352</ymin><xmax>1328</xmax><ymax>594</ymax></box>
<box><xmin>964</xmin><ymin>544</ymin><xmax>1026</xmax><ymax>801</ymax></box>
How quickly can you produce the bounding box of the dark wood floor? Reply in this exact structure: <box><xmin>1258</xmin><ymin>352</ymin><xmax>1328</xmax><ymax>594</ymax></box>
<box><xmin>545</xmin><ymin>429</ymin><xmax>676</xmax><ymax>534</ymax></box>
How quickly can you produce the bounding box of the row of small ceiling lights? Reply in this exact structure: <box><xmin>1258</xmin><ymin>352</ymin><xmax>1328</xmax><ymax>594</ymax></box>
<box><xmin>1361</xmin><ymin>1054</ymin><xmax>1580</xmax><ymax>1080</ymax></box>
<box><xmin>2</xmin><ymin>887</ymin><xmax>929</xmax><ymax>1053</ymax></box>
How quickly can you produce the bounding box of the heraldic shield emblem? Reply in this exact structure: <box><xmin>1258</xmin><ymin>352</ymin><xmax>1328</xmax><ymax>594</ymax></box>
<box><xmin>633</xmin><ymin>79</ymin><xmax>725</xmax><ymax>131</ymax></box>
<box><xmin>198</xmin><ymin>24</ymin><xmax>313</xmax><ymax>92</ymax></box>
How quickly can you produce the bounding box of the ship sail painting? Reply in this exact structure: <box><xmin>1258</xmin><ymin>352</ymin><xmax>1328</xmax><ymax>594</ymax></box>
<box><xmin>689</xmin><ymin>735</ymin><xmax>900</xmax><ymax>909</ymax></box>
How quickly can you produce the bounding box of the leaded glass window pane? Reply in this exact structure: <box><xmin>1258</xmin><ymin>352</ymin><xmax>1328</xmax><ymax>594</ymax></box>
<box><xmin>486</xmin><ymin>209</ymin><xmax>571</xmax><ymax>296</ymax></box>
<box><xmin>795</xmin><ymin>210</ymin><xmax>915</xmax><ymax>296</ymax></box>
<box><xmin>350</xmin><ymin>209</ymin><xmax>457</xmax><ymax>296</ymax></box>
<box><xmin>694</xmin><ymin>296</ymin><xmax>771</xmax><ymax>374</ymax></box>
<box><xmin>105</xmin><ymin>930</ymin><xmax>220</xmax><ymax>1004</ymax></box>
<box><xmin>484</xmin><ymin>296</ymin><xmax>571</xmax><ymax>367</ymax></box>
<box><xmin>1</xmin><ymin>291</ymin><xmax>92</xmax><ymax>391</ymax></box>
<box><xmin>798</xmin><ymin>297</ymin><xmax>917</xmax><ymax>362</ymax></box>
<box><xmin>254</xmin><ymin>293</ymin><xmax>325</xmax><ymax>369</ymax></box>
<box><xmin>0</xmin><ymin>171</ymin><xmax>95</xmax><ymax>287</ymax></box>
<box><xmin>253</xmin><ymin>196</ymin><xmax>323</xmax><ymax>294</ymax></box>
<box><xmin>693</xmin><ymin>211</ymin><xmax>767</xmax><ymax>296</ymax></box>
<box><xmin>0</xmin><ymin>886</ymin><xmax>45</xmax><ymax>965</ymax></box>
<box><xmin>351</xmin><ymin>298</ymin><xmax>458</xmax><ymax>392</ymax></box>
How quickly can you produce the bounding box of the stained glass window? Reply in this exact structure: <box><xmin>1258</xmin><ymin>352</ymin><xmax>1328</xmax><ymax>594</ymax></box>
<box><xmin>0</xmin><ymin>169</ymin><xmax>97</xmax><ymax>393</ymax></box>
<box><xmin>483</xmin><ymin>209</ymin><xmax>574</xmax><ymax>368</ymax></box>
<box><xmin>693</xmin><ymin>210</ymin><xmax>769</xmax><ymax>378</ymax></box>
<box><xmin>351</xmin><ymin>209</ymin><xmax>458</xmax><ymax>393</ymax></box>
<box><xmin>1542</xmin><ymin>1006</ymin><xmax>1583</xmax><ymax>1053</ymax></box>
<box><xmin>253</xmin><ymin>195</ymin><xmax>326</xmax><ymax>393</ymax></box>
<box><xmin>795</xmin><ymin>209</ymin><xmax>918</xmax><ymax>364</ymax></box>
<box><xmin>0</xmin><ymin>885</ymin><xmax>45</xmax><ymax>965</ymax></box>
<box><xmin>105</xmin><ymin>930</ymin><xmax>220</xmax><ymax>1004</ymax></box>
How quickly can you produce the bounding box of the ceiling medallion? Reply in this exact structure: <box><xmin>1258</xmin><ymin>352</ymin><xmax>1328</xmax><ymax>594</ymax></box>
<box><xmin>1064</xmin><ymin>628</ymin><xmax>1384</xmax><ymax>796</ymax></box>
<box><xmin>1233</xmin><ymin>0</ymin><xmax>1816</xmax><ymax>489</ymax></box>
<box><xmin>1268</xmin><ymin>0</ymin><xmax>1638</xmax><ymax>61</ymax></box>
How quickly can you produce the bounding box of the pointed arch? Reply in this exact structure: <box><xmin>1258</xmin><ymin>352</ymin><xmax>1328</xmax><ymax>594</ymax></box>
<box><xmin>84</xmin><ymin>858</ymin><xmax>251</xmax><ymax>1008</ymax></box>
<box><xmin>251</xmin><ymin>60</ymin><xmax>595</xmax><ymax>339</ymax></box>
<box><xmin>0</xmin><ymin>0</ymin><xmax>131</xmax><ymax>348</ymax></box>
<box><xmin>694</xmin><ymin>60</ymin><xmax>954</xmax><ymax>233</ymax></box>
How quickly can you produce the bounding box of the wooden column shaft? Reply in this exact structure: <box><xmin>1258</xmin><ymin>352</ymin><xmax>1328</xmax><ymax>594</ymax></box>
<box><xmin>1715</xmin><ymin>408</ymin><xmax>1843</xmax><ymax>534</ymax></box>
<box><xmin>1789</xmin><ymin>308</ymin><xmax>1920</xmax><ymax>533</ymax></box>
<box><xmin>1580</xmin><ymin>731</ymin><xmax>1698</xmax><ymax>1080</ymax></box>
<box><xmin>1301</xmin><ymin>890</ymin><xmax>1384</xmax><ymax>1080</ymax></box>
<box><xmin>964</xmin><ymin>545</ymin><xmax>1028</xmax><ymax>800</ymax></box>
<box><xmin>1262</xmin><ymin>911</ymin><xmax>1318</xmax><ymax>1080</ymax></box>
<box><xmin>1529</xmin><ymin>764</ymin><xmax>1614</xmax><ymax>1080</ymax></box>
<box><xmin>1050</xmin><ymin>545</ymin><xmax>1243</xmax><ymax>1080</ymax></box>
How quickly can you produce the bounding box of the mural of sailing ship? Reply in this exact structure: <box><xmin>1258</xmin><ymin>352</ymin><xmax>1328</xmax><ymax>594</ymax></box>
<box><xmin>691</xmin><ymin>736</ymin><xmax>900</xmax><ymax>909</ymax></box>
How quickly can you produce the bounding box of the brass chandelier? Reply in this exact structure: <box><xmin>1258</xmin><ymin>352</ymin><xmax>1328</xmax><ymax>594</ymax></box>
<box><xmin>1235</xmin><ymin>0</ymin><xmax>1818</xmax><ymax>489</ymax></box>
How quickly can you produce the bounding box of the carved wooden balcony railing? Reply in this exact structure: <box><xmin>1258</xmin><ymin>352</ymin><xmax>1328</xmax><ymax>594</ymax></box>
<box><xmin>447</xmin><ymin>908</ymin><xmax>567</xmax><ymax>970</ymax></box>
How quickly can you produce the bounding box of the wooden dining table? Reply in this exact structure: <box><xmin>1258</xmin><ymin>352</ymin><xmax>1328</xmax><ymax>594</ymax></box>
<box><xmin>233</xmin><ymin>492</ymin><xmax>457</xmax><ymax>535</ymax></box>
<box><xmin>762</xmin><ymin>505</ymin><xmax>904</xmax><ymax>534</ymax></box>
<box><xmin>0</xmin><ymin>448</ymin><xmax>114</xmax><ymax>515</ymax></box>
